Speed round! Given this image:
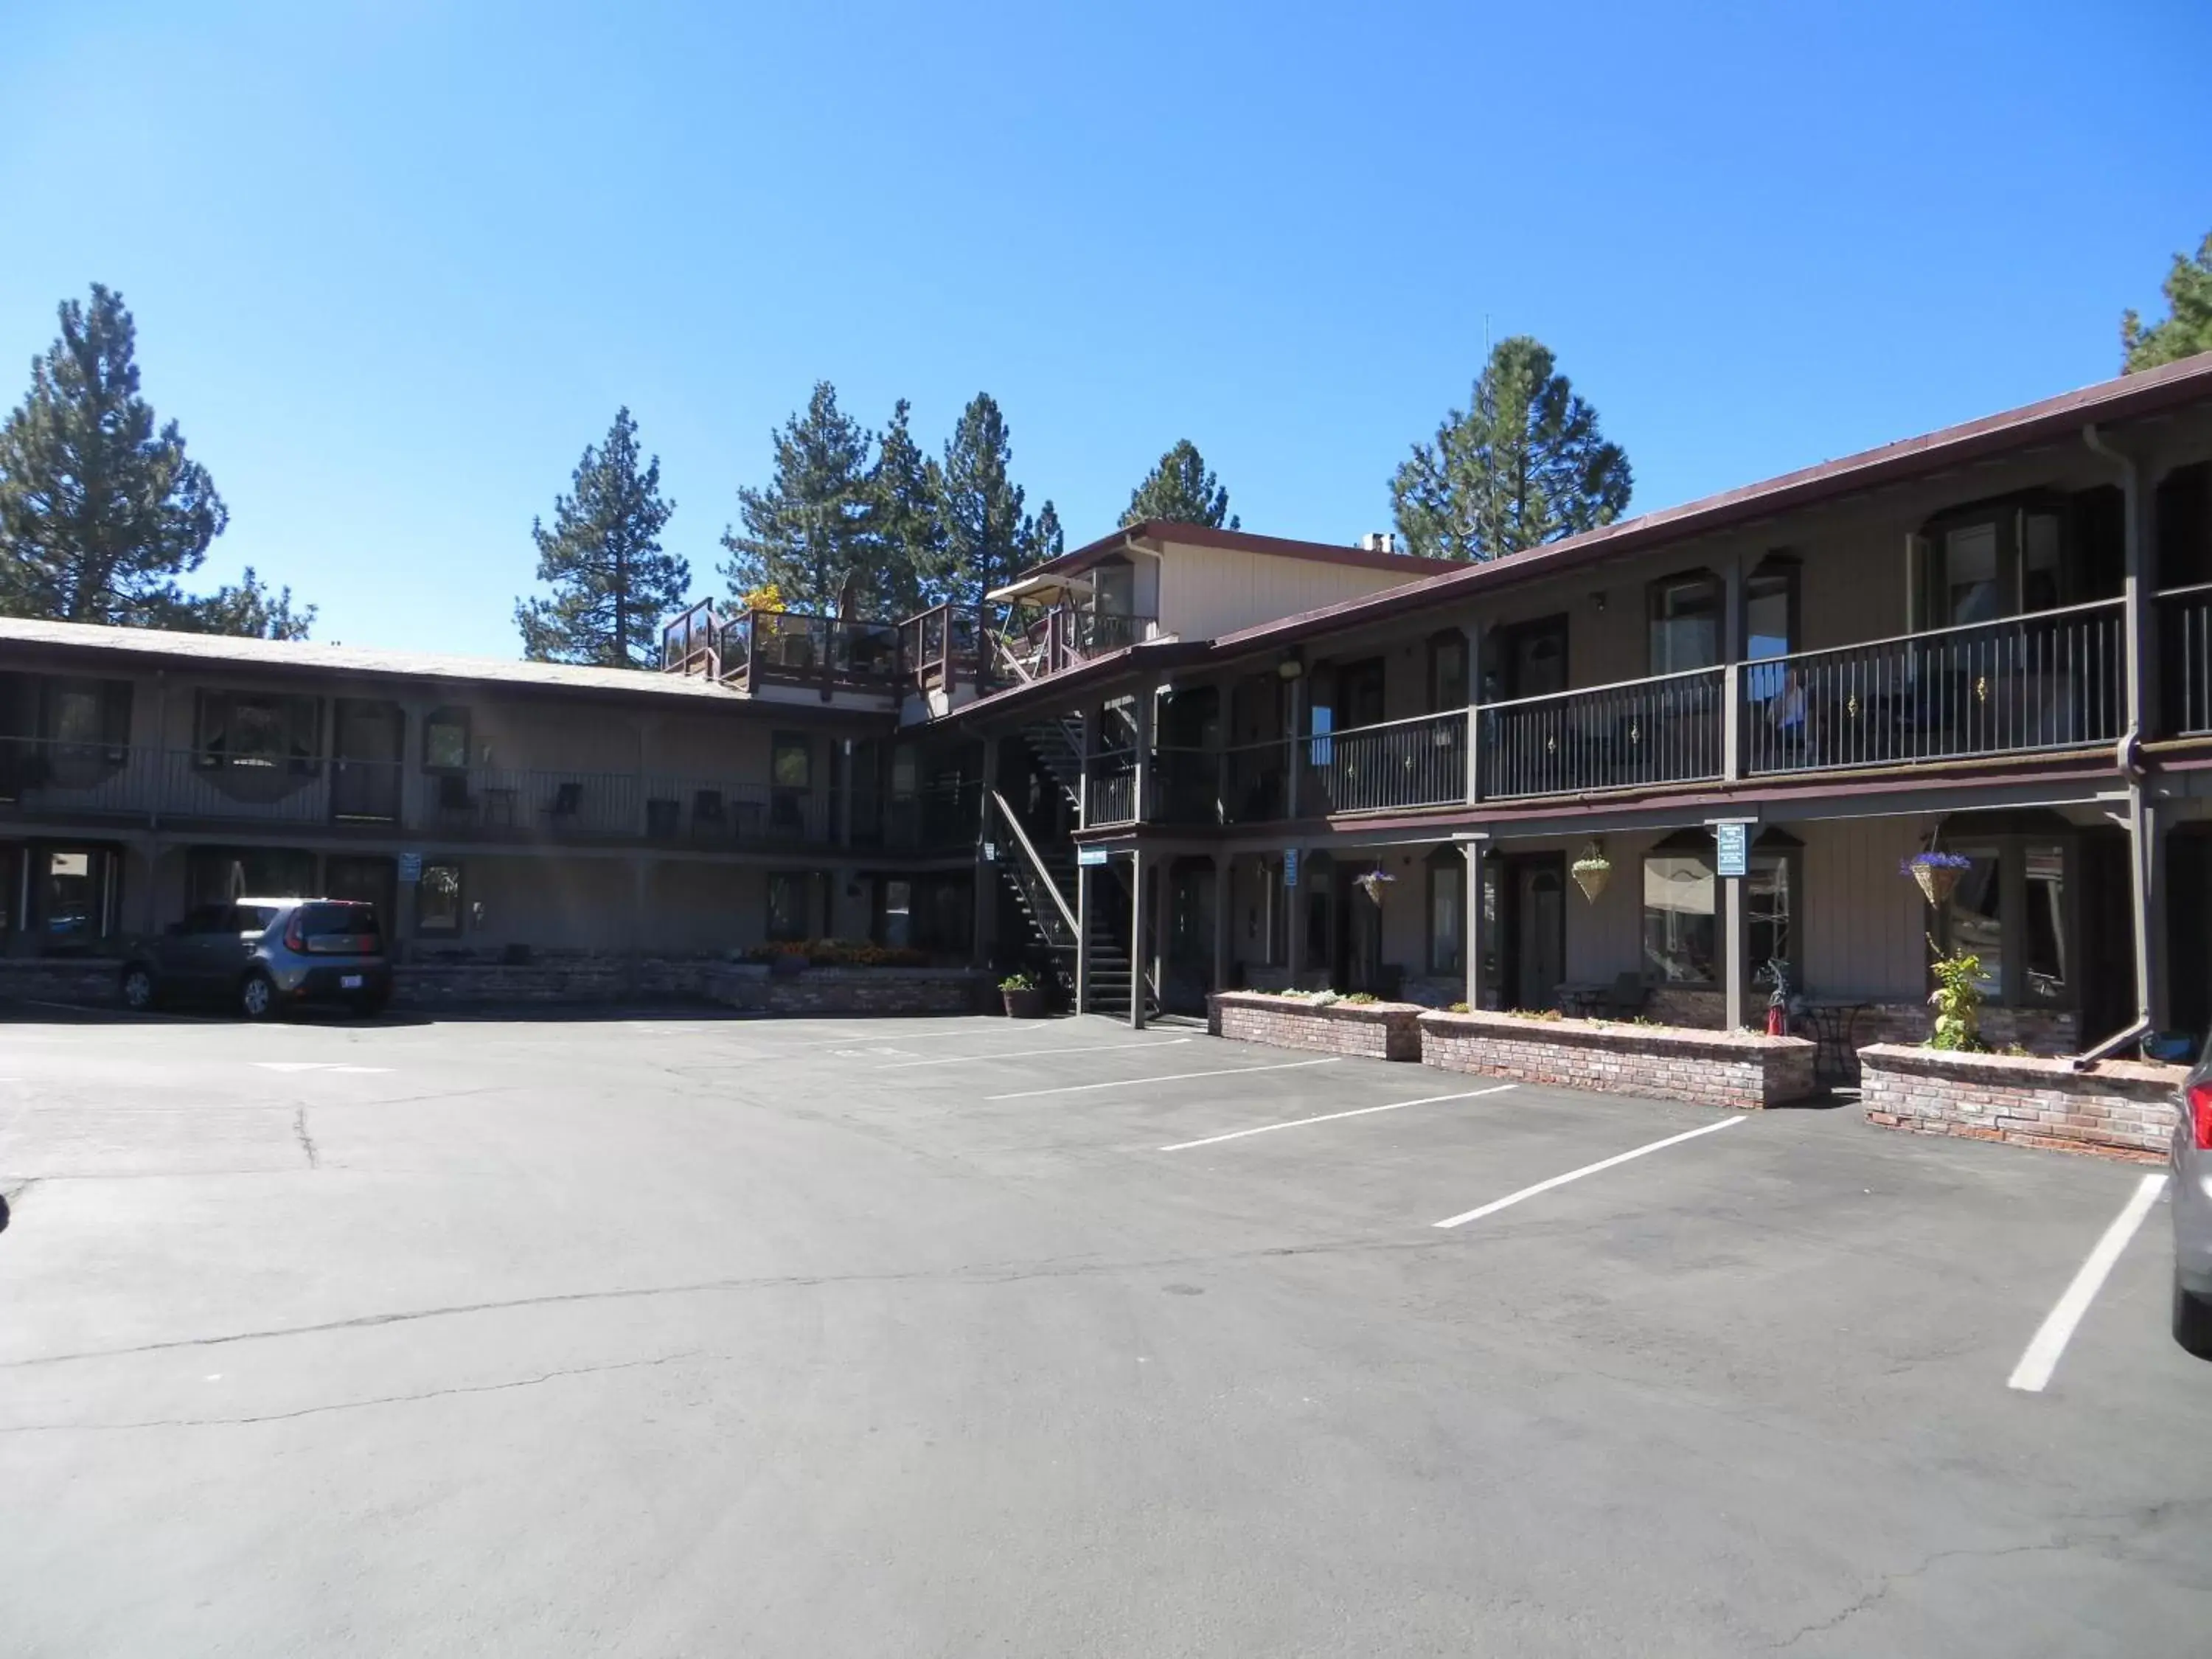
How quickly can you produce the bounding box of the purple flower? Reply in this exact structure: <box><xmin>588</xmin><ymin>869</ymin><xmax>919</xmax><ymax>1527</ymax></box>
<box><xmin>1899</xmin><ymin>851</ymin><xmax>1973</xmax><ymax>875</ymax></box>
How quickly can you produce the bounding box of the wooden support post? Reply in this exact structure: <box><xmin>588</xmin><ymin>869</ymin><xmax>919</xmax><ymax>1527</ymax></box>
<box><xmin>973</xmin><ymin>740</ymin><xmax>1000</xmax><ymax>967</ymax></box>
<box><xmin>1284</xmin><ymin>673</ymin><xmax>1306</xmax><ymax>820</ymax></box>
<box><xmin>1132</xmin><ymin>684</ymin><xmax>1155</xmax><ymax>824</ymax></box>
<box><xmin>1076</xmin><ymin>706</ymin><xmax>1095</xmax><ymax>830</ymax></box>
<box><xmin>1074</xmin><ymin>858</ymin><xmax>1092</xmax><ymax>1015</ymax></box>
<box><xmin>1128</xmin><ymin>846</ymin><xmax>1147</xmax><ymax>1031</ymax></box>
<box><xmin>1284</xmin><ymin>847</ymin><xmax>1304</xmax><ymax>988</ymax></box>
<box><xmin>1211</xmin><ymin>852</ymin><xmax>1231</xmax><ymax>997</ymax></box>
<box><xmin>1464</xmin><ymin>622</ymin><xmax>1484</xmax><ymax>804</ymax></box>
<box><xmin>1461</xmin><ymin>836</ymin><xmax>1486</xmax><ymax>1011</ymax></box>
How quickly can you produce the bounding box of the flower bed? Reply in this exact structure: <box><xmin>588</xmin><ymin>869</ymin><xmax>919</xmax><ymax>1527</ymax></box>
<box><xmin>1417</xmin><ymin>1009</ymin><xmax>1817</xmax><ymax>1110</ymax></box>
<box><xmin>1208</xmin><ymin>991</ymin><xmax>1425</xmax><ymax>1062</ymax></box>
<box><xmin>1858</xmin><ymin>1043</ymin><xmax>2182</xmax><ymax>1161</ymax></box>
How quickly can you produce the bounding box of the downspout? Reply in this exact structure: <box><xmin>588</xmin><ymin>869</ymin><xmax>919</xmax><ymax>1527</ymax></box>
<box><xmin>2080</xmin><ymin>422</ymin><xmax>2157</xmax><ymax>1057</ymax></box>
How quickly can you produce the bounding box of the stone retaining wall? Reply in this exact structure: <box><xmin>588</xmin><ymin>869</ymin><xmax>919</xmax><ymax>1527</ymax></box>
<box><xmin>1644</xmin><ymin>987</ymin><xmax>2076</xmax><ymax>1069</ymax></box>
<box><xmin>395</xmin><ymin>958</ymin><xmax>714</xmax><ymax>1009</ymax></box>
<box><xmin>1858</xmin><ymin>1043</ymin><xmax>2181</xmax><ymax>1161</ymax></box>
<box><xmin>0</xmin><ymin>957</ymin><xmax>127</xmax><ymax>1007</ymax></box>
<box><xmin>704</xmin><ymin>964</ymin><xmax>991</xmax><ymax>1017</ymax></box>
<box><xmin>1209</xmin><ymin>992</ymin><xmax>1425</xmax><ymax>1061</ymax></box>
<box><xmin>1417</xmin><ymin>1009</ymin><xmax>1817</xmax><ymax>1110</ymax></box>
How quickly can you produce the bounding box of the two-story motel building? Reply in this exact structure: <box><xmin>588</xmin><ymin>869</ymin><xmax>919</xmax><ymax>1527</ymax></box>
<box><xmin>6</xmin><ymin>353</ymin><xmax>2212</xmax><ymax>1068</ymax></box>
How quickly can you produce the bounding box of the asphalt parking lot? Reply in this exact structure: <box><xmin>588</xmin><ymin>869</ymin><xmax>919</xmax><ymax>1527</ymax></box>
<box><xmin>1</xmin><ymin>1006</ymin><xmax>2207</xmax><ymax>1657</ymax></box>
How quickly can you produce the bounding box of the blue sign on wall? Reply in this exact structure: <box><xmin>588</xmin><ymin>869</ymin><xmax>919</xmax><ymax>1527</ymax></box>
<box><xmin>1284</xmin><ymin>848</ymin><xmax>1300</xmax><ymax>888</ymax></box>
<box><xmin>397</xmin><ymin>852</ymin><xmax>424</xmax><ymax>883</ymax></box>
<box><xmin>1714</xmin><ymin>822</ymin><xmax>1748</xmax><ymax>878</ymax></box>
<box><xmin>1077</xmin><ymin>847</ymin><xmax>1110</xmax><ymax>867</ymax></box>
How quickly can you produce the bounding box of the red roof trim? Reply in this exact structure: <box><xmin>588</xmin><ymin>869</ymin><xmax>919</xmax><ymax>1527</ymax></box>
<box><xmin>1018</xmin><ymin>521</ymin><xmax>1459</xmax><ymax>585</ymax></box>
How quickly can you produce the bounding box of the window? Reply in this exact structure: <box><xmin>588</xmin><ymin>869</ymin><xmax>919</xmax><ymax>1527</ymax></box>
<box><xmin>186</xmin><ymin>847</ymin><xmax>316</xmax><ymax>908</ymax></box>
<box><xmin>1427</xmin><ymin>633</ymin><xmax>1469</xmax><ymax>714</ymax></box>
<box><xmin>424</xmin><ymin>708</ymin><xmax>471</xmax><ymax>771</ymax></box>
<box><xmin>1747</xmin><ymin>853</ymin><xmax>1793</xmax><ymax>984</ymax></box>
<box><xmin>1944</xmin><ymin>523</ymin><xmax>2002</xmax><ymax>625</ymax></box>
<box><xmin>417</xmin><ymin>863</ymin><xmax>464</xmax><ymax>934</ymax></box>
<box><xmin>1743</xmin><ymin>556</ymin><xmax>1801</xmax><ymax>705</ymax></box>
<box><xmin>2024</xmin><ymin>843</ymin><xmax>2066</xmax><ymax>1001</ymax></box>
<box><xmin>881</xmin><ymin>879</ymin><xmax>912</xmax><ymax>948</ymax></box>
<box><xmin>773</xmin><ymin>734</ymin><xmax>812</xmax><ymax>790</ymax></box>
<box><xmin>43</xmin><ymin>678</ymin><xmax>131</xmax><ymax>752</ymax></box>
<box><xmin>1642</xmin><ymin>850</ymin><xmax>1717</xmax><ymax>984</ymax></box>
<box><xmin>39</xmin><ymin>846</ymin><xmax>113</xmax><ymax>945</ymax></box>
<box><xmin>1427</xmin><ymin>849</ymin><xmax>1464</xmax><ymax>977</ymax></box>
<box><xmin>1648</xmin><ymin>573</ymin><xmax>1722</xmax><ymax>675</ymax></box>
<box><xmin>193</xmin><ymin>690</ymin><xmax>320</xmax><ymax>772</ymax></box>
<box><xmin>1944</xmin><ymin>848</ymin><xmax>2004</xmax><ymax>997</ymax></box>
<box><xmin>767</xmin><ymin>872</ymin><xmax>814</xmax><ymax>942</ymax></box>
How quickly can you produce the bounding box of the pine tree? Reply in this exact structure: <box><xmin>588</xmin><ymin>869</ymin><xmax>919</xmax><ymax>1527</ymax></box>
<box><xmin>720</xmin><ymin>382</ymin><xmax>877</xmax><ymax>614</ymax></box>
<box><xmin>1122</xmin><ymin>439</ymin><xmax>1238</xmax><ymax>529</ymax></box>
<box><xmin>1390</xmin><ymin>335</ymin><xmax>1632</xmax><ymax>562</ymax></box>
<box><xmin>2123</xmin><ymin>230</ymin><xmax>2212</xmax><ymax>372</ymax></box>
<box><xmin>939</xmin><ymin>392</ymin><xmax>1055</xmax><ymax>610</ymax></box>
<box><xmin>515</xmin><ymin>408</ymin><xmax>686</xmax><ymax>668</ymax></box>
<box><xmin>863</xmin><ymin>398</ymin><xmax>942</xmax><ymax>616</ymax></box>
<box><xmin>0</xmin><ymin>284</ymin><xmax>302</xmax><ymax>631</ymax></box>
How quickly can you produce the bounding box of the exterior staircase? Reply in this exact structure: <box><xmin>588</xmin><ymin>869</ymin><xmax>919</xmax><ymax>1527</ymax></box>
<box><xmin>988</xmin><ymin>765</ymin><xmax>1156</xmax><ymax>1020</ymax></box>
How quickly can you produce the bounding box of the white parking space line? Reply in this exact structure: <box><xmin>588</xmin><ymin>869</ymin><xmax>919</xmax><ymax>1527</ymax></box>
<box><xmin>987</xmin><ymin>1057</ymin><xmax>1344</xmax><ymax>1101</ymax></box>
<box><xmin>1432</xmin><ymin>1115</ymin><xmax>1745</xmax><ymax>1228</ymax></box>
<box><xmin>1158</xmin><ymin>1084</ymin><xmax>1517</xmax><ymax>1152</ymax></box>
<box><xmin>883</xmin><ymin>1038</ymin><xmax>1191</xmax><ymax>1070</ymax></box>
<box><xmin>252</xmin><ymin>1062</ymin><xmax>394</xmax><ymax>1075</ymax></box>
<box><xmin>2006</xmin><ymin>1172</ymin><xmax>2168</xmax><ymax>1394</ymax></box>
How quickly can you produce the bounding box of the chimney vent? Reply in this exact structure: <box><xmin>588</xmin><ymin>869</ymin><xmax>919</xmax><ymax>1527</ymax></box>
<box><xmin>1360</xmin><ymin>531</ymin><xmax>1399</xmax><ymax>554</ymax></box>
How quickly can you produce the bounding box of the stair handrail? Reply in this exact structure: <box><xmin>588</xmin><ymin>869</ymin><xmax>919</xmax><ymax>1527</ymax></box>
<box><xmin>989</xmin><ymin>790</ymin><xmax>1079</xmax><ymax>938</ymax></box>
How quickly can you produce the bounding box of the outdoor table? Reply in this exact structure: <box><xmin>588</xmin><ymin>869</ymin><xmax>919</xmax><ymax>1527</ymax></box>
<box><xmin>1801</xmin><ymin>998</ymin><xmax>1872</xmax><ymax>1087</ymax></box>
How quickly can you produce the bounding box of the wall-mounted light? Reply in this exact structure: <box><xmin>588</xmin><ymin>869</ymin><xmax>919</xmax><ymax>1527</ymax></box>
<box><xmin>1593</xmin><ymin>591</ymin><xmax>1608</xmax><ymax>614</ymax></box>
<box><xmin>1276</xmin><ymin>658</ymin><xmax>1304</xmax><ymax>681</ymax></box>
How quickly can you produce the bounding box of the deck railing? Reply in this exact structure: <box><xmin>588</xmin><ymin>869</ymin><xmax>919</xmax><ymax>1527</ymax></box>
<box><xmin>1743</xmin><ymin>599</ymin><xmax>2124</xmax><ymax>774</ymax></box>
<box><xmin>1481</xmin><ymin>667</ymin><xmax>1725</xmax><ymax>799</ymax></box>
<box><xmin>0</xmin><ymin>738</ymin><xmax>838</xmax><ymax>845</ymax></box>
<box><xmin>1301</xmin><ymin>709</ymin><xmax>1467</xmax><ymax>814</ymax></box>
<box><xmin>660</xmin><ymin>600</ymin><xmax>722</xmax><ymax>676</ymax></box>
<box><xmin>992</xmin><ymin>605</ymin><xmax>1157</xmax><ymax>684</ymax></box>
<box><xmin>897</xmin><ymin>603</ymin><xmax>988</xmax><ymax>696</ymax></box>
<box><xmin>1086</xmin><ymin>759</ymin><xmax>1138</xmax><ymax>827</ymax></box>
<box><xmin>2160</xmin><ymin>585</ymin><xmax>2212</xmax><ymax>737</ymax></box>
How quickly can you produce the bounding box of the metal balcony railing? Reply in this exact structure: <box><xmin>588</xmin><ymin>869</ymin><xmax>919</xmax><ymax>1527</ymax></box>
<box><xmin>1742</xmin><ymin>599</ymin><xmax>2124</xmax><ymax>774</ymax></box>
<box><xmin>1479</xmin><ymin>668</ymin><xmax>1726</xmax><ymax>800</ymax></box>
<box><xmin>1301</xmin><ymin>710</ymin><xmax>1467</xmax><ymax>814</ymax></box>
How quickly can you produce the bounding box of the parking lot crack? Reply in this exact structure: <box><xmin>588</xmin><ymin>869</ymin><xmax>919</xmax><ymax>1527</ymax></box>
<box><xmin>1765</xmin><ymin>1535</ymin><xmax>2118</xmax><ymax>1649</ymax></box>
<box><xmin>292</xmin><ymin>1106</ymin><xmax>319</xmax><ymax>1170</ymax></box>
<box><xmin>0</xmin><ymin>1349</ymin><xmax>706</xmax><ymax>1434</ymax></box>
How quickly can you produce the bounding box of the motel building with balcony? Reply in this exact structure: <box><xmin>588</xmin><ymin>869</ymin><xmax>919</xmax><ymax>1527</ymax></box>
<box><xmin>4</xmin><ymin>352</ymin><xmax>2212</xmax><ymax>1057</ymax></box>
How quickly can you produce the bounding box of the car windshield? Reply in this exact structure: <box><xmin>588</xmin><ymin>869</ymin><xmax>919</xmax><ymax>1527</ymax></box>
<box><xmin>296</xmin><ymin>902</ymin><xmax>380</xmax><ymax>940</ymax></box>
<box><xmin>235</xmin><ymin>905</ymin><xmax>282</xmax><ymax>932</ymax></box>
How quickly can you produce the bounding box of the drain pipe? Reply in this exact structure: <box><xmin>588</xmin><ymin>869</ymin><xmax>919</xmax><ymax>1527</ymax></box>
<box><xmin>2081</xmin><ymin>422</ymin><xmax>2160</xmax><ymax>1062</ymax></box>
<box><xmin>2070</xmin><ymin>1016</ymin><xmax>2151</xmax><ymax>1072</ymax></box>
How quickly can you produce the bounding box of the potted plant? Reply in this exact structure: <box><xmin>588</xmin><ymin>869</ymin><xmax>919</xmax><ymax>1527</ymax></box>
<box><xmin>1571</xmin><ymin>841</ymin><xmax>1613</xmax><ymax>902</ymax></box>
<box><xmin>1902</xmin><ymin>849</ymin><xmax>1972</xmax><ymax>907</ymax></box>
<box><xmin>1926</xmin><ymin>936</ymin><xmax>1985</xmax><ymax>1051</ymax></box>
<box><xmin>1000</xmin><ymin>970</ymin><xmax>1046</xmax><ymax>1019</ymax></box>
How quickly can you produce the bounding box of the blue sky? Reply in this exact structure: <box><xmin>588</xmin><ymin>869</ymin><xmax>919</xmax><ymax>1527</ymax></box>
<box><xmin>1</xmin><ymin>1</ymin><xmax>2205</xmax><ymax>657</ymax></box>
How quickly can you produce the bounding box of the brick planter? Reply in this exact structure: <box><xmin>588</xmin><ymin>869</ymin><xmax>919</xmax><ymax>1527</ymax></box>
<box><xmin>705</xmin><ymin>964</ymin><xmax>991</xmax><ymax>1017</ymax></box>
<box><xmin>1208</xmin><ymin>991</ymin><xmax>1425</xmax><ymax>1061</ymax></box>
<box><xmin>1417</xmin><ymin>1009</ymin><xmax>1817</xmax><ymax>1110</ymax></box>
<box><xmin>1858</xmin><ymin>1043</ymin><xmax>2183</xmax><ymax>1161</ymax></box>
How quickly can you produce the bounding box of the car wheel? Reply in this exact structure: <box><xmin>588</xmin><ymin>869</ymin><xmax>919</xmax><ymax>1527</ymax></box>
<box><xmin>119</xmin><ymin>964</ymin><xmax>158</xmax><ymax>1013</ymax></box>
<box><xmin>238</xmin><ymin>971</ymin><xmax>279</xmax><ymax>1022</ymax></box>
<box><xmin>2175</xmin><ymin>1272</ymin><xmax>2212</xmax><ymax>1360</ymax></box>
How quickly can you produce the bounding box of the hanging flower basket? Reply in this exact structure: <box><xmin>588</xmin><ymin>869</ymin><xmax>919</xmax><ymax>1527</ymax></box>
<box><xmin>1570</xmin><ymin>844</ymin><xmax>1613</xmax><ymax>903</ymax></box>
<box><xmin>1902</xmin><ymin>850</ymin><xmax>1972</xmax><ymax>907</ymax></box>
<box><xmin>1353</xmin><ymin>866</ymin><xmax>1397</xmax><ymax>905</ymax></box>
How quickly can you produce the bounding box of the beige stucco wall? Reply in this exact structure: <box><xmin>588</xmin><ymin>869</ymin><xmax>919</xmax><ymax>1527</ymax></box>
<box><xmin>1156</xmin><ymin>543</ymin><xmax>1435</xmax><ymax>644</ymax></box>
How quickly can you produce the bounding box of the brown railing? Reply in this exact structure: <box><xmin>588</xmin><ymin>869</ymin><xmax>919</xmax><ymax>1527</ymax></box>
<box><xmin>2160</xmin><ymin>585</ymin><xmax>2212</xmax><ymax>737</ymax></box>
<box><xmin>660</xmin><ymin>600</ymin><xmax>722</xmax><ymax>676</ymax></box>
<box><xmin>1481</xmin><ymin>667</ymin><xmax>1725</xmax><ymax>800</ymax></box>
<box><xmin>897</xmin><ymin>603</ymin><xmax>987</xmax><ymax>696</ymax></box>
<box><xmin>1301</xmin><ymin>710</ymin><xmax>1467</xmax><ymax>814</ymax></box>
<box><xmin>992</xmin><ymin>606</ymin><xmax>1157</xmax><ymax>684</ymax></box>
<box><xmin>1086</xmin><ymin>760</ymin><xmax>1137</xmax><ymax>827</ymax></box>
<box><xmin>1743</xmin><ymin>599</ymin><xmax>2124</xmax><ymax>774</ymax></box>
<box><xmin>0</xmin><ymin>737</ymin><xmax>837</xmax><ymax>846</ymax></box>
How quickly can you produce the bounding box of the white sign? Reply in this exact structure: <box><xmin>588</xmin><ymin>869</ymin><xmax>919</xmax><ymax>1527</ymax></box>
<box><xmin>1714</xmin><ymin>822</ymin><xmax>1748</xmax><ymax>878</ymax></box>
<box><xmin>1077</xmin><ymin>847</ymin><xmax>1110</xmax><ymax>867</ymax></box>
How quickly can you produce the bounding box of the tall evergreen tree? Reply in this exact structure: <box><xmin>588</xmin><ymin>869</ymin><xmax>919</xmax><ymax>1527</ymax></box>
<box><xmin>1122</xmin><ymin>439</ymin><xmax>1238</xmax><ymax>529</ymax></box>
<box><xmin>863</xmin><ymin>398</ymin><xmax>942</xmax><ymax>616</ymax></box>
<box><xmin>0</xmin><ymin>284</ymin><xmax>309</xmax><ymax>633</ymax></box>
<box><xmin>938</xmin><ymin>392</ymin><xmax>1054</xmax><ymax>610</ymax></box>
<box><xmin>2123</xmin><ymin>229</ymin><xmax>2212</xmax><ymax>372</ymax></box>
<box><xmin>515</xmin><ymin>408</ymin><xmax>686</xmax><ymax>668</ymax></box>
<box><xmin>1391</xmin><ymin>335</ymin><xmax>1632</xmax><ymax>562</ymax></box>
<box><xmin>720</xmin><ymin>382</ymin><xmax>877</xmax><ymax>613</ymax></box>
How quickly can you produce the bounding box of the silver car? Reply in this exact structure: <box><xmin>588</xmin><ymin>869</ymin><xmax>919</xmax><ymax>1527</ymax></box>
<box><xmin>121</xmin><ymin>897</ymin><xmax>392</xmax><ymax>1020</ymax></box>
<box><xmin>2175</xmin><ymin>1058</ymin><xmax>2212</xmax><ymax>1357</ymax></box>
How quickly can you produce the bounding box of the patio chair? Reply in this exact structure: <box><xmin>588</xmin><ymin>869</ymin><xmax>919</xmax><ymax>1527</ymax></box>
<box><xmin>436</xmin><ymin>771</ymin><xmax>476</xmax><ymax>816</ymax></box>
<box><xmin>692</xmin><ymin>788</ymin><xmax>728</xmax><ymax>840</ymax></box>
<box><xmin>542</xmin><ymin>781</ymin><xmax>582</xmax><ymax>824</ymax></box>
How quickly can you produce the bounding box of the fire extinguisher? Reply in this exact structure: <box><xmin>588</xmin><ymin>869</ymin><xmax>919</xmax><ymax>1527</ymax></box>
<box><xmin>1764</xmin><ymin>958</ymin><xmax>1794</xmax><ymax>1037</ymax></box>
